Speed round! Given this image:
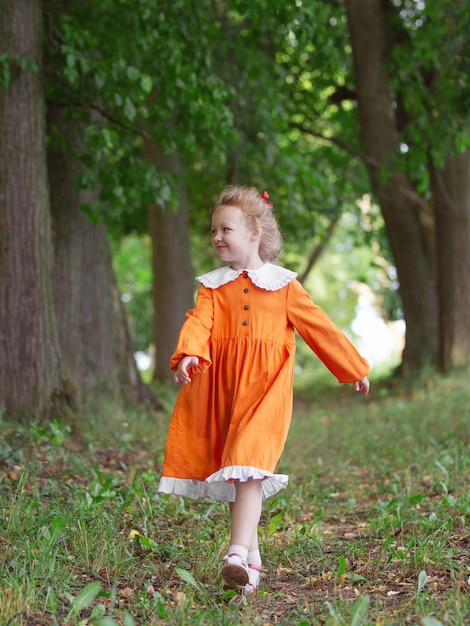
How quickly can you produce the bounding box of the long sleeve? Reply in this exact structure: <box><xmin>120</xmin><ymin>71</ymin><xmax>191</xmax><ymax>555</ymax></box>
<box><xmin>169</xmin><ymin>285</ymin><xmax>214</xmax><ymax>374</ymax></box>
<box><xmin>287</xmin><ymin>279</ymin><xmax>370</xmax><ymax>383</ymax></box>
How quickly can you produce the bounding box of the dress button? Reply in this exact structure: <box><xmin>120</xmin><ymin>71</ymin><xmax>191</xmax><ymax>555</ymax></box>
<box><xmin>244</xmin><ymin>288</ymin><xmax>249</xmax><ymax>293</ymax></box>
<box><xmin>243</xmin><ymin>272</ymin><xmax>248</xmax><ymax>278</ymax></box>
<box><xmin>244</xmin><ymin>305</ymin><xmax>249</xmax><ymax>310</ymax></box>
<box><xmin>242</xmin><ymin>320</ymin><xmax>248</xmax><ymax>326</ymax></box>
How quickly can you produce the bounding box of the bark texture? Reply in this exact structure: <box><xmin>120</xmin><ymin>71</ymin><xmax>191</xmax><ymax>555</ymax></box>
<box><xmin>0</xmin><ymin>0</ymin><xmax>68</xmax><ymax>420</ymax></box>
<box><xmin>47</xmin><ymin>106</ymin><xmax>83</xmax><ymax>407</ymax></box>
<box><xmin>431</xmin><ymin>151</ymin><xmax>470</xmax><ymax>369</ymax></box>
<box><xmin>143</xmin><ymin>141</ymin><xmax>195</xmax><ymax>382</ymax></box>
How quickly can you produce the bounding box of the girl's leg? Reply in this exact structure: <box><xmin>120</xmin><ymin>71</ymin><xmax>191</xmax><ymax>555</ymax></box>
<box><xmin>229</xmin><ymin>478</ymin><xmax>262</xmax><ymax>548</ymax></box>
<box><xmin>248</xmin><ymin>523</ymin><xmax>259</xmax><ymax>553</ymax></box>
<box><xmin>222</xmin><ymin>479</ymin><xmax>262</xmax><ymax>589</ymax></box>
<box><xmin>246</xmin><ymin>523</ymin><xmax>263</xmax><ymax>592</ymax></box>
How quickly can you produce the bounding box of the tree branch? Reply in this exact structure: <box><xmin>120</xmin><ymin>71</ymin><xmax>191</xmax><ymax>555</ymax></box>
<box><xmin>289</xmin><ymin>121</ymin><xmax>433</xmax><ymax>216</ymax></box>
<box><xmin>298</xmin><ymin>217</ymin><xmax>340</xmax><ymax>285</ymax></box>
<box><xmin>45</xmin><ymin>72</ymin><xmax>150</xmax><ymax>138</ymax></box>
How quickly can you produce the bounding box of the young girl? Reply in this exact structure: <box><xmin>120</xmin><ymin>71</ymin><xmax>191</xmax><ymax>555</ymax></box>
<box><xmin>158</xmin><ymin>185</ymin><xmax>370</xmax><ymax>594</ymax></box>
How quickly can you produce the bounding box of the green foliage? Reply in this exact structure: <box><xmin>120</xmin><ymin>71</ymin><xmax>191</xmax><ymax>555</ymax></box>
<box><xmin>45</xmin><ymin>0</ymin><xmax>236</xmax><ymax>224</ymax></box>
<box><xmin>388</xmin><ymin>2</ymin><xmax>470</xmax><ymax>184</ymax></box>
<box><xmin>112</xmin><ymin>234</ymin><xmax>152</xmax><ymax>351</ymax></box>
<box><xmin>44</xmin><ymin>0</ymin><xmax>394</xmax><ymax>327</ymax></box>
<box><xmin>0</xmin><ymin>53</ymin><xmax>39</xmax><ymax>87</ymax></box>
<box><xmin>39</xmin><ymin>1</ymin><xmax>470</xmax><ymax>378</ymax></box>
<box><xmin>41</xmin><ymin>0</ymin><xmax>470</xmax><ymax>258</ymax></box>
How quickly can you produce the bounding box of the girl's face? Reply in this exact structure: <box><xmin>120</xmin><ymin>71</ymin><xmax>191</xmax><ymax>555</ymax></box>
<box><xmin>211</xmin><ymin>205</ymin><xmax>262</xmax><ymax>270</ymax></box>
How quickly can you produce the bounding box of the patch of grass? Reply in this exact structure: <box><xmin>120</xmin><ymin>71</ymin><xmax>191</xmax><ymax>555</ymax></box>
<box><xmin>0</xmin><ymin>368</ymin><xmax>469</xmax><ymax>624</ymax></box>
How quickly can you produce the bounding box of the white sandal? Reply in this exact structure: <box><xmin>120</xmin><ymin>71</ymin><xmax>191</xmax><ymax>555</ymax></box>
<box><xmin>243</xmin><ymin>563</ymin><xmax>263</xmax><ymax>595</ymax></box>
<box><xmin>222</xmin><ymin>553</ymin><xmax>250</xmax><ymax>590</ymax></box>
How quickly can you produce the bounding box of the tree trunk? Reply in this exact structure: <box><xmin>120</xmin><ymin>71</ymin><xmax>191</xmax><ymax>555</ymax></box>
<box><xmin>143</xmin><ymin>142</ymin><xmax>195</xmax><ymax>382</ymax></box>
<box><xmin>431</xmin><ymin>150</ymin><xmax>470</xmax><ymax>369</ymax></box>
<box><xmin>47</xmin><ymin>105</ymin><xmax>153</xmax><ymax>408</ymax></box>
<box><xmin>47</xmin><ymin>105</ymin><xmax>83</xmax><ymax>408</ymax></box>
<box><xmin>78</xmin><ymin>205</ymin><xmax>134</xmax><ymax>403</ymax></box>
<box><xmin>346</xmin><ymin>0</ymin><xmax>439</xmax><ymax>370</ymax></box>
<box><xmin>0</xmin><ymin>0</ymin><xmax>69</xmax><ymax>420</ymax></box>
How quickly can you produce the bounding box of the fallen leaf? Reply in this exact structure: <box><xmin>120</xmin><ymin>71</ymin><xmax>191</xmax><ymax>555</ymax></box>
<box><xmin>119</xmin><ymin>587</ymin><xmax>134</xmax><ymax>598</ymax></box>
<box><xmin>175</xmin><ymin>591</ymin><xmax>186</xmax><ymax>606</ymax></box>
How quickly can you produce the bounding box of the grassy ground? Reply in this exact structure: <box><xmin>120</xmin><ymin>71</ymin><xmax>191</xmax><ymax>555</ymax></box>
<box><xmin>0</xmin><ymin>367</ymin><xmax>469</xmax><ymax>625</ymax></box>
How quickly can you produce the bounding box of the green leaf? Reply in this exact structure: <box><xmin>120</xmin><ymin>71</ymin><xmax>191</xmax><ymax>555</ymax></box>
<box><xmin>126</xmin><ymin>65</ymin><xmax>140</xmax><ymax>81</ymax></box>
<box><xmin>422</xmin><ymin>618</ymin><xmax>444</xmax><ymax>626</ymax></box>
<box><xmin>417</xmin><ymin>570</ymin><xmax>428</xmax><ymax>593</ymax></box>
<box><xmin>391</xmin><ymin>549</ymin><xmax>407</xmax><ymax>560</ymax></box>
<box><xmin>66</xmin><ymin>581</ymin><xmax>101</xmax><ymax>620</ymax></box>
<box><xmin>47</xmin><ymin>586</ymin><xmax>57</xmax><ymax>615</ymax></box>
<box><xmin>95</xmin><ymin>73</ymin><xmax>105</xmax><ymax>89</ymax></box>
<box><xmin>90</xmin><ymin>604</ymin><xmax>106</xmax><ymax>618</ymax></box>
<box><xmin>175</xmin><ymin>567</ymin><xmax>203</xmax><ymax>592</ymax></box>
<box><xmin>336</xmin><ymin>554</ymin><xmax>346</xmax><ymax>579</ymax></box>
<box><xmin>268</xmin><ymin>512</ymin><xmax>282</xmax><ymax>536</ymax></box>
<box><xmin>140</xmin><ymin>74</ymin><xmax>153</xmax><ymax>93</ymax></box>
<box><xmin>123</xmin><ymin>613</ymin><xmax>137</xmax><ymax>626</ymax></box>
<box><xmin>325</xmin><ymin>601</ymin><xmax>342</xmax><ymax>622</ymax></box>
<box><xmin>50</xmin><ymin>515</ymin><xmax>66</xmax><ymax>544</ymax></box>
<box><xmin>350</xmin><ymin>594</ymin><xmax>370</xmax><ymax>626</ymax></box>
<box><xmin>348</xmin><ymin>573</ymin><xmax>368</xmax><ymax>583</ymax></box>
<box><xmin>49</xmin><ymin>419</ymin><xmax>65</xmax><ymax>445</ymax></box>
<box><xmin>123</xmin><ymin>98</ymin><xmax>136</xmax><ymax>122</ymax></box>
<box><xmin>66</xmin><ymin>53</ymin><xmax>76</xmax><ymax>68</ymax></box>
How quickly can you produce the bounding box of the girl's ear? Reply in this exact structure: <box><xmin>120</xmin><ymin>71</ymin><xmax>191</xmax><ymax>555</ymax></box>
<box><xmin>251</xmin><ymin>226</ymin><xmax>261</xmax><ymax>241</ymax></box>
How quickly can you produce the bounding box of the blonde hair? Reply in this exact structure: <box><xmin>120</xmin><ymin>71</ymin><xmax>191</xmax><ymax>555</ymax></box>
<box><xmin>213</xmin><ymin>185</ymin><xmax>283</xmax><ymax>262</ymax></box>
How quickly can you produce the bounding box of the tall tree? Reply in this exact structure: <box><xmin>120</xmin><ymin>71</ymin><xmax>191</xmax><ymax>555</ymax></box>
<box><xmin>0</xmin><ymin>0</ymin><xmax>69</xmax><ymax>419</ymax></box>
<box><xmin>345</xmin><ymin>0</ymin><xmax>439</xmax><ymax>369</ymax></box>
<box><xmin>43</xmin><ymin>1</ymin><xmax>235</xmax><ymax>383</ymax></box>
<box><xmin>431</xmin><ymin>151</ymin><xmax>470</xmax><ymax>369</ymax></box>
<box><xmin>142</xmin><ymin>142</ymin><xmax>195</xmax><ymax>382</ymax></box>
<box><xmin>47</xmin><ymin>104</ymin><xmax>149</xmax><ymax>406</ymax></box>
<box><xmin>345</xmin><ymin>0</ymin><xmax>470</xmax><ymax>370</ymax></box>
<box><xmin>390</xmin><ymin>2</ymin><xmax>470</xmax><ymax>370</ymax></box>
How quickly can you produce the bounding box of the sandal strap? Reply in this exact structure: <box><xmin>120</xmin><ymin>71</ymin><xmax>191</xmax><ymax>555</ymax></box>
<box><xmin>225</xmin><ymin>552</ymin><xmax>246</xmax><ymax>561</ymax></box>
<box><xmin>248</xmin><ymin>563</ymin><xmax>263</xmax><ymax>572</ymax></box>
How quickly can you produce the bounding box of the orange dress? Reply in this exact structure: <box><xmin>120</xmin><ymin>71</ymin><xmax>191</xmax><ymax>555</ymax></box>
<box><xmin>158</xmin><ymin>264</ymin><xmax>369</xmax><ymax>502</ymax></box>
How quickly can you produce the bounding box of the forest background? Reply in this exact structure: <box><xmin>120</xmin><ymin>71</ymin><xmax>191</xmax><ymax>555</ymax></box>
<box><xmin>1</xmin><ymin>2</ymin><xmax>470</xmax><ymax>625</ymax></box>
<box><xmin>1</xmin><ymin>0</ymin><xmax>470</xmax><ymax>420</ymax></box>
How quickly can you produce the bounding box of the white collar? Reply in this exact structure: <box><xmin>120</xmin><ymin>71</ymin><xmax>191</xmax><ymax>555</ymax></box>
<box><xmin>196</xmin><ymin>263</ymin><xmax>297</xmax><ymax>292</ymax></box>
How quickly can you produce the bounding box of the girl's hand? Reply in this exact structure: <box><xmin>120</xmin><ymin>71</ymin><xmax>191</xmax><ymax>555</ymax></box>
<box><xmin>174</xmin><ymin>356</ymin><xmax>200</xmax><ymax>384</ymax></box>
<box><xmin>353</xmin><ymin>377</ymin><xmax>370</xmax><ymax>397</ymax></box>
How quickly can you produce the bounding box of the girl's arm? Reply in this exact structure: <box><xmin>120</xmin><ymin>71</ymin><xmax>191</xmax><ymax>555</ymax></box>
<box><xmin>287</xmin><ymin>280</ymin><xmax>370</xmax><ymax>385</ymax></box>
<box><xmin>170</xmin><ymin>286</ymin><xmax>214</xmax><ymax>376</ymax></box>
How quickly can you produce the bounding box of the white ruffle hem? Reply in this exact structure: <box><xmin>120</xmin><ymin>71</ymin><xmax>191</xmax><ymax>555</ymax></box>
<box><xmin>158</xmin><ymin>465</ymin><xmax>289</xmax><ymax>502</ymax></box>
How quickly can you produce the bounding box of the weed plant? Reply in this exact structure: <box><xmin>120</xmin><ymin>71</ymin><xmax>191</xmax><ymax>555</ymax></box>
<box><xmin>0</xmin><ymin>367</ymin><xmax>469</xmax><ymax>625</ymax></box>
